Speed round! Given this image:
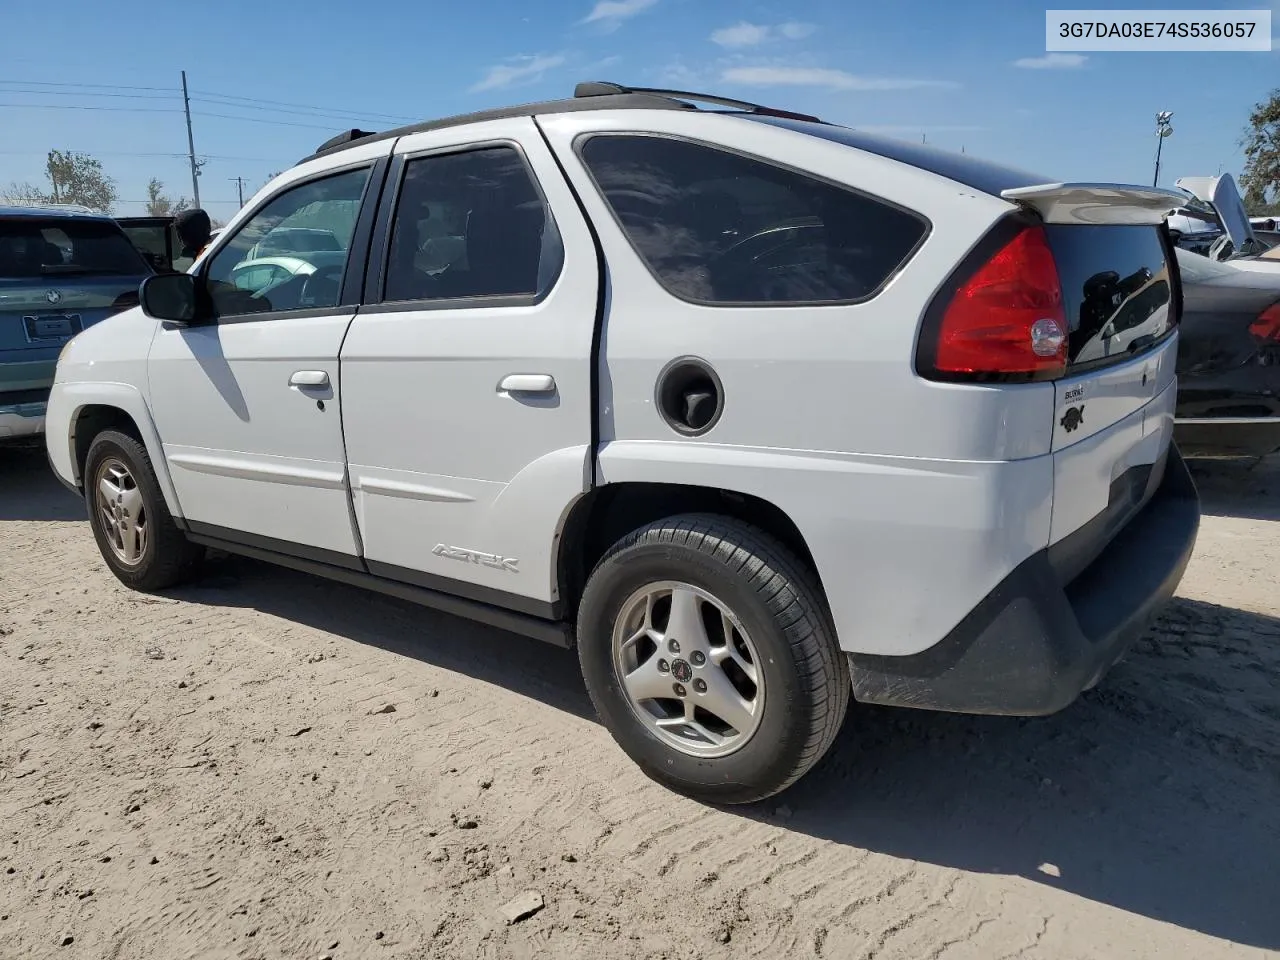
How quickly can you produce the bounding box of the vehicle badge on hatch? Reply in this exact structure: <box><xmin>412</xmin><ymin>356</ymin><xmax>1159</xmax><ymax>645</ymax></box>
<box><xmin>1060</xmin><ymin>405</ymin><xmax>1085</xmax><ymax>433</ymax></box>
<box><xmin>46</xmin><ymin>290</ymin><xmax>62</xmax><ymax>305</ymax></box>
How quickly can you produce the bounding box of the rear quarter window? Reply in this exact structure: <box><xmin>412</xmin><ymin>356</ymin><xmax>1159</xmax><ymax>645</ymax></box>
<box><xmin>578</xmin><ymin>134</ymin><xmax>929</xmax><ymax>305</ymax></box>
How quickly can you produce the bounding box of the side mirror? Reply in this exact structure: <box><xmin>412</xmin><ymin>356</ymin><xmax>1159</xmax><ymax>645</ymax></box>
<box><xmin>139</xmin><ymin>272</ymin><xmax>202</xmax><ymax>325</ymax></box>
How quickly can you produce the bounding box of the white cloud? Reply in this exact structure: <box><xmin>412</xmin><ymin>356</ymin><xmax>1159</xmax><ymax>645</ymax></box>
<box><xmin>581</xmin><ymin>0</ymin><xmax>658</xmax><ymax>30</ymax></box>
<box><xmin>710</xmin><ymin>20</ymin><xmax>817</xmax><ymax>47</ymax></box>
<box><xmin>711</xmin><ymin>22</ymin><xmax>771</xmax><ymax>47</ymax></box>
<box><xmin>779</xmin><ymin>21</ymin><xmax>816</xmax><ymax>40</ymax></box>
<box><xmin>1012</xmin><ymin>52</ymin><xmax>1088</xmax><ymax>69</ymax></box>
<box><xmin>722</xmin><ymin>66</ymin><xmax>957</xmax><ymax>91</ymax></box>
<box><xmin>470</xmin><ymin>54</ymin><xmax>567</xmax><ymax>93</ymax></box>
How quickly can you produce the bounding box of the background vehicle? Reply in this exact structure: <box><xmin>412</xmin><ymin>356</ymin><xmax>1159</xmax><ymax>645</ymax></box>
<box><xmin>1172</xmin><ymin>247</ymin><xmax>1280</xmax><ymax>458</ymax></box>
<box><xmin>2</xmin><ymin>204</ymin><xmax>152</xmax><ymax>441</ymax></box>
<box><xmin>117</xmin><ymin>216</ymin><xmax>178</xmax><ymax>273</ymax></box>
<box><xmin>44</xmin><ymin>82</ymin><xmax>1199</xmax><ymax>803</ymax></box>
<box><xmin>226</xmin><ymin>252</ymin><xmax>347</xmax><ymax>299</ymax></box>
<box><xmin>246</xmin><ymin>226</ymin><xmax>342</xmax><ymax>260</ymax></box>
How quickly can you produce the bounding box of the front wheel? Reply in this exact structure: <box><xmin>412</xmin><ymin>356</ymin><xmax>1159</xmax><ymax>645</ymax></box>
<box><xmin>84</xmin><ymin>430</ymin><xmax>204</xmax><ymax>591</ymax></box>
<box><xmin>577</xmin><ymin>514</ymin><xmax>849</xmax><ymax>804</ymax></box>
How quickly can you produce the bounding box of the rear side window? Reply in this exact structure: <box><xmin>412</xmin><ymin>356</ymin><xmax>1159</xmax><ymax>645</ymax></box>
<box><xmin>1</xmin><ymin>218</ymin><xmax>148</xmax><ymax>279</ymax></box>
<box><xmin>579</xmin><ymin>134</ymin><xmax>928</xmax><ymax>305</ymax></box>
<box><xmin>383</xmin><ymin>145</ymin><xmax>563</xmax><ymax>303</ymax></box>
<box><xmin>1044</xmin><ymin>225</ymin><xmax>1175</xmax><ymax>367</ymax></box>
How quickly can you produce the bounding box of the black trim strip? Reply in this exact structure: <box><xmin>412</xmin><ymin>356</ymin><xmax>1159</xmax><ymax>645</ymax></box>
<box><xmin>358</xmin><ymin>294</ymin><xmax>541</xmax><ymax>315</ymax></box>
<box><xmin>364</xmin><ymin>154</ymin><xmax>404</xmax><ymax>305</ymax></box>
<box><xmin>186</xmin><ymin>520</ymin><xmax>365</xmax><ymax>571</ymax></box>
<box><xmin>183</xmin><ymin>530</ymin><xmax>573</xmax><ymax>648</ymax></box>
<box><xmin>181</xmin><ymin>521</ymin><xmax>566</xmax><ymax>637</ymax></box>
<box><xmin>365</xmin><ymin>559</ymin><xmax>558</xmax><ymax>620</ymax></box>
<box><xmin>339</xmin><ymin>156</ymin><xmax>391</xmax><ymax>307</ymax></box>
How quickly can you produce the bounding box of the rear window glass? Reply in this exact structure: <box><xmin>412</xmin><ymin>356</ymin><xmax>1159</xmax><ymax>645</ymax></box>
<box><xmin>1045</xmin><ymin>224</ymin><xmax>1174</xmax><ymax>367</ymax></box>
<box><xmin>0</xmin><ymin>217</ymin><xmax>149</xmax><ymax>279</ymax></box>
<box><xmin>579</xmin><ymin>134</ymin><xmax>928</xmax><ymax>305</ymax></box>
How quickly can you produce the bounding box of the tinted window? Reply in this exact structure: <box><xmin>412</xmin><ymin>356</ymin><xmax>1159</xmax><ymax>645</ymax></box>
<box><xmin>205</xmin><ymin>167</ymin><xmax>370</xmax><ymax>317</ymax></box>
<box><xmin>1</xmin><ymin>218</ymin><xmax>149</xmax><ymax>279</ymax></box>
<box><xmin>580</xmin><ymin>135</ymin><xmax>927</xmax><ymax>304</ymax></box>
<box><xmin>384</xmin><ymin>146</ymin><xmax>562</xmax><ymax>303</ymax></box>
<box><xmin>1044</xmin><ymin>224</ymin><xmax>1174</xmax><ymax>367</ymax></box>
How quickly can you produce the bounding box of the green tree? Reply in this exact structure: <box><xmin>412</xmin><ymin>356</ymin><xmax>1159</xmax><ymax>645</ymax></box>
<box><xmin>1240</xmin><ymin>88</ymin><xmax>1280</xmax><ymax>214</ymax></box>
<box><xmin>145</xmin><ymin>178</ymin><xmax>190</xmax><ymax>217</ymax></box>
<box><xmin>44</xmin><ymin>150</ymin><xmax>118</xmax><ymax>212</ymax></box>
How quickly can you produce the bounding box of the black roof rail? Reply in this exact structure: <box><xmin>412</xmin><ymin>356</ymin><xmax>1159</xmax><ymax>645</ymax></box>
<box><xmin>574</xmin><ymin>80</ymin><xmax>823</xmax><ymax>123</ymax></box>
<box><xmin>312</xmin><ymin>128</ymin><xmax>379</xmax><ymax>154</ymax></box>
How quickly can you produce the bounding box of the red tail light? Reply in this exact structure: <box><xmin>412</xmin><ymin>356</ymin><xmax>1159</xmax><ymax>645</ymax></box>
<box><xmin>923</xmin><ymin>225</ymin><xmax>1068</xmax><ymax>381</ymax></box>
<box><xmin>1250</xmin><ymin>302</ymin><xmax>1280</xmax><ymax>343</ymax></box>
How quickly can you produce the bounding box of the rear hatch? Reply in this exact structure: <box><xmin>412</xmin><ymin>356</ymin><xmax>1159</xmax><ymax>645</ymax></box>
<box><xmin>996</xmin><ymin>185</ymin><xmax>1185</xmax><ymax>580</ymax></box>
<box><xmin>1</xmin><ymin>214</ymin><xmax>152</xmax><ymax>403</ymax></box>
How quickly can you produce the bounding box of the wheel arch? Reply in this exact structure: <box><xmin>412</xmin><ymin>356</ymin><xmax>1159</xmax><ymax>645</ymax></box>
<box><xmin>61</xmin><ymin>384</ymin><xmax>184</xmax><ymax>518</ymax></box>
<box><xmin>556</xmin><ymin>480</ymin><xmax>821</xmax><ymax>620</ymax></box>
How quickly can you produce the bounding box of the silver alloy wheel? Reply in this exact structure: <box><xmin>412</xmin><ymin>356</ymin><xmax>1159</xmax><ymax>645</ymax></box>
<box><xmin>95</xmin><ymin>457</ymin><xmax>148</xmax><ymax>566</ymax></box>
<box><xmin>612</xmin><ymin>581</ymin><xmax>765</xmax><ymax>759</ymax></box>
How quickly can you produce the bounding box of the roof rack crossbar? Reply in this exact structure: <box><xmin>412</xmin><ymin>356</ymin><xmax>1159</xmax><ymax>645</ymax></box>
<box><xmin>573</xmin><ymin>81</ymin><xmax>822</xmax><ymax>123</ymax></box>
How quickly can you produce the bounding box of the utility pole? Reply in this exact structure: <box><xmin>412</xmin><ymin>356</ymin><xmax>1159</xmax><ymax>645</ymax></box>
<box><xmin>230</xmin><ymin>176</ymin><xmax>246</xmax><ymax>207</ymax></box>
<box><xmin>182</xmin><ymin>70</ymin><xmax>201</xmax><ymax>208</ymax></box>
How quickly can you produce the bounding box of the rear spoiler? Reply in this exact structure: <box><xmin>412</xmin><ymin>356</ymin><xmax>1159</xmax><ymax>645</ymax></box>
<box><xmin>999</xmin><ymin>183</ymin><xmax>1191</xmax><ymax>226</ymax></box>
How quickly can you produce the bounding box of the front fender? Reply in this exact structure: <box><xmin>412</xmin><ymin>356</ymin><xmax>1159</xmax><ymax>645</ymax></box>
<box><xmin>49</xmin><ymin>381</ymin><xmax>185</xmax><ymax>518</ymax></box>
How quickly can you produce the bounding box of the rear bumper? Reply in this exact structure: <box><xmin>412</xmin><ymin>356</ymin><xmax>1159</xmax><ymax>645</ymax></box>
<box><xmin>0</xmin><ymin>400</ymin><xmax>46</xmax><ymax>440</ymax></box>
<box><xmin>848</xmin><ymin>446</ymin><xmax>1200</xmax><ymax>716</ymax></box>
<box><xmin>1175</xmin><ymin>418</ymin><xmax>1280</xmax><ymax>460</ymax></box>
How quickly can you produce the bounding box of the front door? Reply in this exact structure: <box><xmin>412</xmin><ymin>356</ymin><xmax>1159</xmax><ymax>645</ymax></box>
<box><xmin>148</xmin><ymin>162</ymin><xmax>382</xmax><ymax>561</ymax></box>
<box><xmin>338</xmin><ymin>118</ymin><xmax>598</xmax><ymax>611</ymax></box>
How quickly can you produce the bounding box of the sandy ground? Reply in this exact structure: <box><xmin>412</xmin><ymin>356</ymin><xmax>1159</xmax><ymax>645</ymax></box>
<box><xmin>1</xmin><ymin>443</ymin><xmax>1277</xmax><ymax>960</ymax></box>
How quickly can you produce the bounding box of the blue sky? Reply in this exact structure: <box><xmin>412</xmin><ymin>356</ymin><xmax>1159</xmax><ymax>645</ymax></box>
<box><xmin>1</xmin><ymin>0</ymin><xmax>1277</xmax><ymax>217</ymax></box>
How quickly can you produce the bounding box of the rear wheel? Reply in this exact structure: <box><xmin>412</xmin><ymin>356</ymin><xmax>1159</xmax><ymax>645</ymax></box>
<box><xmin>84</xmin><ymin>430</ymin><xmax>203</xmax><ymax>591</ymax></box>
<box><xmin>577</xmin><ymin>514</ymin><xmax>848</xmax><ymax>804</ymax></box>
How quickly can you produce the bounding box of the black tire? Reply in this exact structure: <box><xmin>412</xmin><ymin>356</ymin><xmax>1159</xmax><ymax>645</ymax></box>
<box><xmin>577</xmin><ymin>513</ymin><xmax>849</xmax><ymax>805</ymax></box>
<box><xmin>83</xmin><ymin>429</ymin><xmax>204</xmax><ymax>591</ymax></box>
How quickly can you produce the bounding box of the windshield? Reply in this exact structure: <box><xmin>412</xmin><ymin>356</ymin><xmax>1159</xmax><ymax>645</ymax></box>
<box><xmin>0</xmin><ymin>217</ymin><xmax>150</xmax><ymax>279</ymax></box>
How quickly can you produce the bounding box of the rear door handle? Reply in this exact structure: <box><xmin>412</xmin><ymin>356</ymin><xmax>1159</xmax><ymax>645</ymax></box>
<box><xmin>499</xmin><ymin>374</ymin><xmax>555</xmax><ymax>394</ymax></box>
<box><xmin>290</xmin><ymin>370</ymin><xmax>330</xmax><ymax>387</ymax></box>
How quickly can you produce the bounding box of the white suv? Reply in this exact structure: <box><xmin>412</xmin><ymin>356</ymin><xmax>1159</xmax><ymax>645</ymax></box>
<box><xmin>45</xmin><ymin>83</ymin><xmax>1200</xmax><ymax>803</ymax></box>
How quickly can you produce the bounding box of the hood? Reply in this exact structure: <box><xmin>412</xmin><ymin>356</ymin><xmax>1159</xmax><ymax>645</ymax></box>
<box><xmin>1174</xmin><ymin>174</ymin><xmax>1258</xmax><ymax>255</ymax></box>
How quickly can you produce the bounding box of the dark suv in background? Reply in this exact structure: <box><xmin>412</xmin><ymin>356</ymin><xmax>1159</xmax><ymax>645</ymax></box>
<box><xmin>1</xmin><ymin>204</ymin><xmax>154</xmax><ymax>442</ymax></box>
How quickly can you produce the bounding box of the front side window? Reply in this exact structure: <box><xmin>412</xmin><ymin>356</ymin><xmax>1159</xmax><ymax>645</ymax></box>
<box><xmin>580</xmin><ymin>134</ymin><xmax>928</xmax><ymax>305</ymax></box>
<box><xmin>204</xmin><ymin>167</ymin><xmax>370</xmax><ymax>317</ymax></box>
<box><xmin>383</xmin><ymin>145</ymin><xmax>563</xmax><ymax>303</ymax></box>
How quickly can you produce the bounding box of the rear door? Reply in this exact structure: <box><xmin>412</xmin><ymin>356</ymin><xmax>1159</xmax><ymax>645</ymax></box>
<box><xmin>1039</xmin><ymin>222</ymin><xmax>1180</xmax><ymax>575</ymax></box>
<box><xmin>338</xmin><ymin>117</ymin><xmax>598</xmax><ymax>611</ymax></box>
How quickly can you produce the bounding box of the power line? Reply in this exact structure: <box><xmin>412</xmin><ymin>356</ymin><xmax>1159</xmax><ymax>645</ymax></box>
<box><xmin>193</xmin><ymin>111</ymin><xmax>348</xmax><ymax>131</ymax></box>
<box><xmin>0</xmin><ymin>79</ymin><xmax>176</xmax><ymax>92</ymax></box>
<box><xmin>191</xmin><ymin>96</ymin><xmax>409</xmax><ymax>126</ymax></box>
<box><xmin>0</xmin><ymin>87</ymin><xmax>179</xmax><ymax>101</ymax></box>
<box><xmin>0</xmin><ymin>102</ymin><xmax>183</xmax><ymax>113</ymax></box>
<box><xmin>191</xmin><ymin>89</ymin><xmax>414</xmax><ymax>124</ymax></box>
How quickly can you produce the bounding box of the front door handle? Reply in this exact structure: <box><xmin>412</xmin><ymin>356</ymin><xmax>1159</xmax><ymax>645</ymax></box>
<box><xmin>499</xmin><ymin>374</ymin><xmax>555</xmax><ymax>394</ymax></box>
<box><xmin>290</xmin><ymin>370</ymin><xmax>330</xmax><ymax>388</ymax></box>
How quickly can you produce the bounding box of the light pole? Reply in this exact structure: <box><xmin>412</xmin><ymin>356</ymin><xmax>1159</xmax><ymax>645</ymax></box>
<box><xmin>1153</xmin><ymin>111</ymin><xmax>1173</xmax><ymax>187</ymax></box>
